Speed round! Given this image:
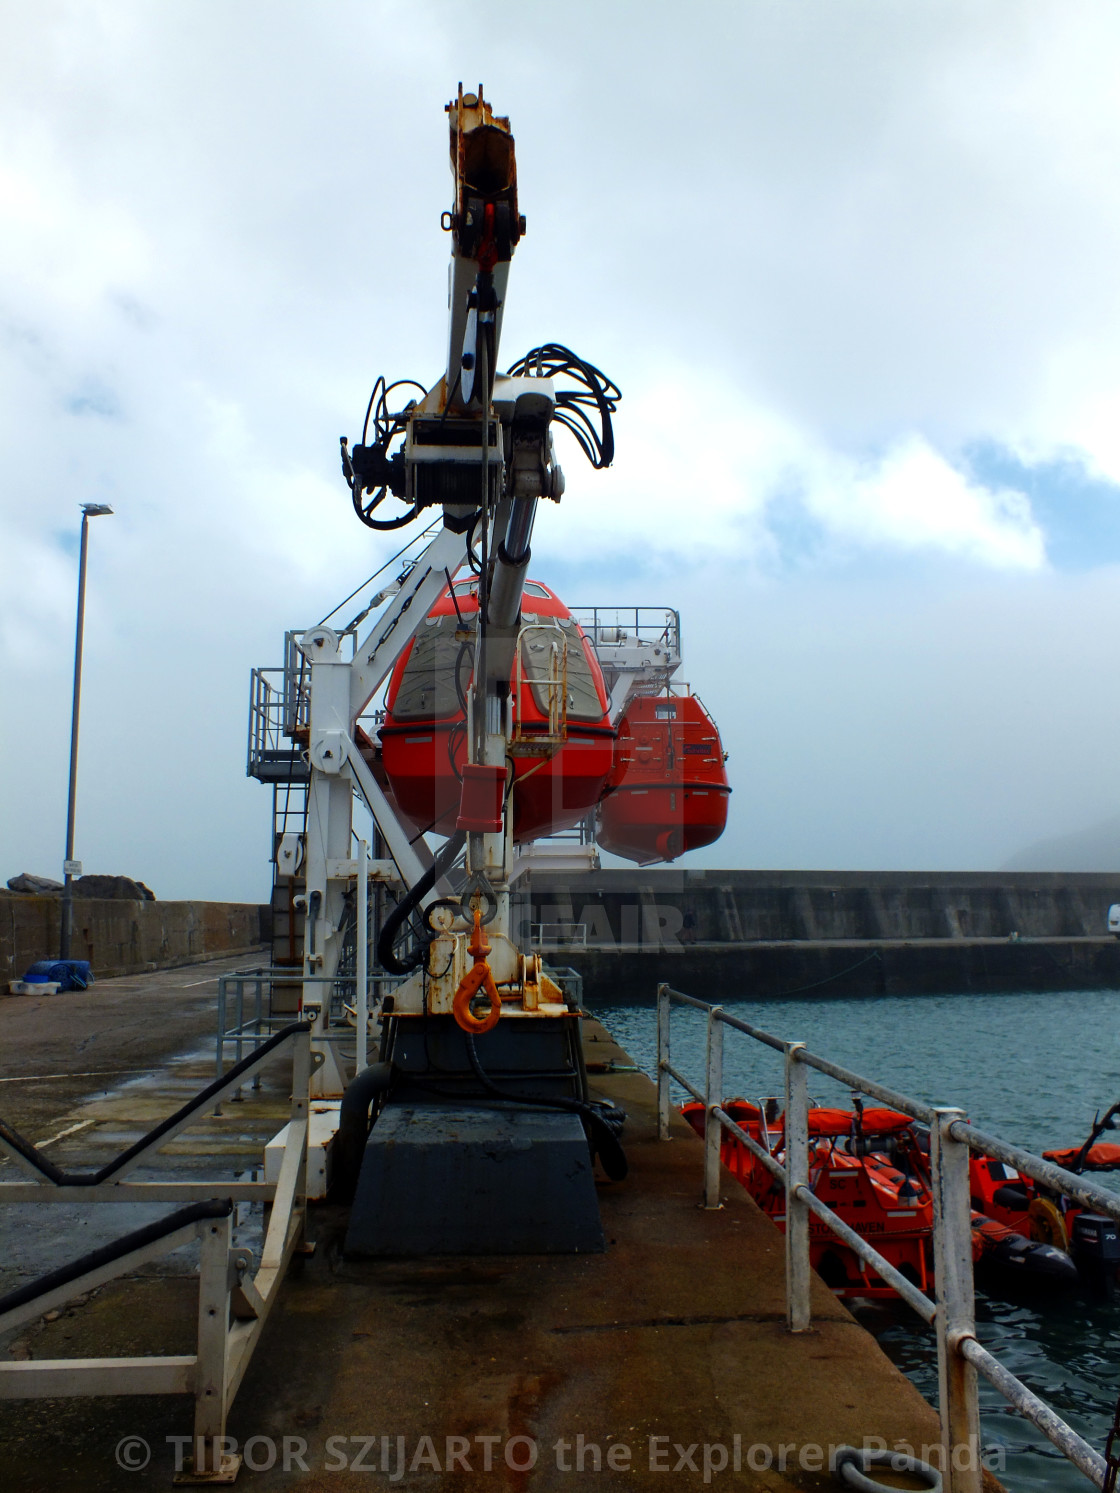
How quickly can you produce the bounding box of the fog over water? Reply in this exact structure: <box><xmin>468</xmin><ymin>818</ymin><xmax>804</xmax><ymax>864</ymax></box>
<box><xmin>4</xmin><ymin>4</ymin><xmax>1120</xmax><ymax>899</ymax></box>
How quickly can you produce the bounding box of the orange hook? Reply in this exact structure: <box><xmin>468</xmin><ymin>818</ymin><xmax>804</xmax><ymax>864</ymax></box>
<box><xmin>452</xmin><ymin>907</ymin><xmax>502</xmax><ymax>1033</ymax></box>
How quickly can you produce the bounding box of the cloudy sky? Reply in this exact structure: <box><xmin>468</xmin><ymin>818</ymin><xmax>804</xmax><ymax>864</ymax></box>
<box><xmin>5</xmin><ymin>1</ymin><xmax>1120</xmax><ymax>901</ymax></box>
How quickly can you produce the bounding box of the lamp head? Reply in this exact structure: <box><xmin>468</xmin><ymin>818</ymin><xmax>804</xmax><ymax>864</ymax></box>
<box><xmin>82</xmin><ymin>503</ymin><xmax>114</xmax><ymax>518</ymax></box>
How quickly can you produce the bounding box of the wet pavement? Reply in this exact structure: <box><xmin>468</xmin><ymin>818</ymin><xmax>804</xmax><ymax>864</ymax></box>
<box><xmin>0</xmin><ymin>952</ymin><xmax>267</xmax><ymax>1136</ymax></box>
<box><xmin>0</xmin><ymin>952</ymin><xmax>280</xmax><ymax>1298</ymax></box>
<box><xmin>0</xmin><ymin>976</ymin><xmax>976</xmax><ymax>1491</ymax></box>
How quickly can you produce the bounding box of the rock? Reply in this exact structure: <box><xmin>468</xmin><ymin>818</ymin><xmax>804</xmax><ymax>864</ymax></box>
<box><xmin>3</xmin><ymin>872</ymin><xmax>156</xmax><ymax>899</ymax></box>
<box><xmin>5</xmin><ymin>873</ymin><xmax>63</xmax><ymax>895</ymax></box>
<box><xmin>73</xmin><ymin>875</ymin><xmax>156</xmax><ymax>901</ymax></box>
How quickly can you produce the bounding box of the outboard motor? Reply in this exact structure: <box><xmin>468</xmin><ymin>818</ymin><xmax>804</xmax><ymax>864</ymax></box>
<box><xmin>1071</xmin><ymin>1213</ymin><xmax>1120</xmax><ymax>1295</ymax></box>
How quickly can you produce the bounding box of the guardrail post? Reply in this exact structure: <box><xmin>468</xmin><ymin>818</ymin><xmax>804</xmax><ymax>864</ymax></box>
<box><xmin>784</xmin><ymin>1041</ymin><xmax>811</xmax><ymax>1332</ymax></box>
<box><xmin>930</xmin><ymin>1107</ymin><xmax>982</xmax><ymax>1493</ymax></box>
<box><xmin>656</xmin><ymin>983</ymin><xmax>671</xmax><ymax>1140</ymax></box>
<box><xmin>232</xmin><ymin>978</ymin><xmax>246</xmax><ymax>1102</ymax></box>
<box><xmin>215</xmin><ymin>976</ymin><xmax>227</xmax><ymax>1081</ymax></box>
<box><xmin>213</xmin><ymin>976</ymin><xmax>228</xmax><ymax>1116</ymax></box>
<box><xmin>252</xmin><ymin>973</ymin><xmax>264</xmax><ymax>1088</ymax></box>
<box><xmin>292</xmin><ymin>1026</ymin><xmax>311</xmax><ymax>1212</ymax></box>
<box><xmin>192</xmin><ymin>1210</ymin><xmax>238</xmax><ymax>1479</ymax></box>
<box><xmin>357</xmin><ymin>839</ymin><xmax>369</xmax><ymax>1072</ymax></box>
<box><xmin>704</xmin><ymin>1008</ymin><xmax>724</xmax><ymax>1208</ymax></box>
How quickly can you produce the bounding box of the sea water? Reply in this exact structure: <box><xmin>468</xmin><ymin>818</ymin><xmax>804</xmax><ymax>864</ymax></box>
<box><xmin>595</xmin><ymin>988</ymin><xmax>1120</xmax><ymax>1492</ymax></box>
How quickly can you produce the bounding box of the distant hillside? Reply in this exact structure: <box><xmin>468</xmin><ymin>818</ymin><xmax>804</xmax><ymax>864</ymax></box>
<box><xmin>1001</xmin><ymin>813</ymin><xmax>1120</xmax><ymax>872</ymax></box>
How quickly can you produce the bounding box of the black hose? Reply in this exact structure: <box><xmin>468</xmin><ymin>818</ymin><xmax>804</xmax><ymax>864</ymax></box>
<box><xmin>0</xmin><ymin>1200</ymin><xmax>234</xmax><ymax>1318</ymax></box>
<box><xmin>376</xmin><ymin>832</ymin><xmax>466</xmax><ymax>975</ymax></box>
<box><xmin>454</xmin><ymin>640</ymin><xmax>475</xmax><ymax>716</ymax></box>
<box><xmin>0</xmin><ymin>1021</ymin><xmax>312</xmax><ymax>1187</ymax></box>
<box><xmin>331</xmin><ymin>1062</ymin><xmax>394</xmax><ymax>1202</ymax></box>
<box><xmin>463</xmin><ymin>1032</ymin><xmax>628</xmax><ymax>1181</ymax></box>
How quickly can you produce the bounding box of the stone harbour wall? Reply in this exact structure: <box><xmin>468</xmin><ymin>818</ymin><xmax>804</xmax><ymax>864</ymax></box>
<box><xmin>520</xmin><ymin>869</ymin><xmax>1120</xmax><ymax>999</ymax></box>
<box><xmin>0</xmin><ymin>895</ymin><xmax>270</xmax><ymax>983</ymax></box>
<box><xmin>525</xmin><ymin>868</ymin><xmax>1120</xmax><ymax>944</ymax></box>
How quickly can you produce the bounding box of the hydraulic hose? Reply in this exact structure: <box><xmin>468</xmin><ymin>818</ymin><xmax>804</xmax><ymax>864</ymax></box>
<box><xmin>377</xmin><ymin>831</ymin><xmax>466</xmax><ymax>975</ymax></box>
<box><xmin>464</xmin><ymin>1031</ymin><xmax>628</xmax><ymax>1181</ymax></box>
<box><xmin>331</xmin><ymin>1061</ymin><xmax>394</xmax><ymax>1202</ymax></box>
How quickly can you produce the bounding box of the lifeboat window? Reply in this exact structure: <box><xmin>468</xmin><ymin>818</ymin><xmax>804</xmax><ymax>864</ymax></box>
<box><xmin>519</xmin><ymin>622</ymin><xmax>603</xmax><ymax>722</ymax></box>
<box><xmin>522</xmin><ymin>582</ymin><xmax>551</xmax><ymax>598</ymax></box>
<box><xmin>655</xmin><ymin>703</ymin><xmax>678</xmax><ymax>719</ymax></box>
<box><xmin>393</xmin><ymin>612</ymin><xmax>474</xmax><ymax>721</ymax></box>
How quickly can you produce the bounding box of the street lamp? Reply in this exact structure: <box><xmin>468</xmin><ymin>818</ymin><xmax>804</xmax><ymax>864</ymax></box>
<box><xmin>60</xmin><ymin>503</ymin><xmax>114</xmax><ymax>961</ymax></box>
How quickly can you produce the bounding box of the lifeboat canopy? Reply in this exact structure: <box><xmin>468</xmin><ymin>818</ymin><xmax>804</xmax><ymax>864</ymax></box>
<box><xmin>380</xmin><ymin>578</ymin><xmax>615</xmax><ymax>843</ymax></box>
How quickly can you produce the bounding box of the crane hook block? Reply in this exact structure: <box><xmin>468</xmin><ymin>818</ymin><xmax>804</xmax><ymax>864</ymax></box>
<box><xmin>452</xmin><ymin>908</ymin><xmax>501</xmax><ymax>1033</ymax></box>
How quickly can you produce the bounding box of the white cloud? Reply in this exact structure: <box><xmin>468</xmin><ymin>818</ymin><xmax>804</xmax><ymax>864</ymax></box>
<box><xmin>3</xmin><ymin>0</ymin><xmax>1120</xmax><ymax>895</ymax></box>
<box><xmin>547</xmin><ymin>381</ymin><xmax>1045</xmax><ymax>573</ymax></box>
<box><xmin>803</xmin><ymin>435</ymin><xmax>1046</xmax><ymax>570</ymax></box>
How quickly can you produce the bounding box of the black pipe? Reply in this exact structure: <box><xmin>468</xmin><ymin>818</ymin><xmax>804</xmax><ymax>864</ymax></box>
<box><xmin>331</xmin><ymin>1062</ymin><xmax>395</xmax><ymax>1201</ymax></box>
<box><xmin>464</xmin><ymin>1032</ymin><xmax>628</xmax><ymax>1181</ymax></box>
<box><xmin>0</xmin><ymin>1021</ymin><xmax>312</xmax><ymax>1188</ymax></box>
<box><xmin>486</xmin><ymin>541</ymin><xmax>531</xmax><ymax>637</ymax></box>
<box><xmin>377</xmin><ymin>832</ymin><xmax>465</xmax><ymax>975</ymax></box>
<box><xmin>0</xmin><ymin>1200</ymin><xmax>233</xmax><ymax>1318</ymax></box>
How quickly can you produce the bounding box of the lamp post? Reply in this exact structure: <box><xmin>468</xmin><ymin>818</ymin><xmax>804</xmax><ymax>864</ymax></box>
<box><xmin>60</xmin><ymin>503</ymin><xmax>114</xmax><ymax>961</ymax></box>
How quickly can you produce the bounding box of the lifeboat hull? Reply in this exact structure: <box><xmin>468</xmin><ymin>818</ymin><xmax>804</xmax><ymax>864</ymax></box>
<box><xmin>598</xmin><ymin>784</ymin><xmax>729</xmax><ymax>863</ymax></box>
<box><xmin>971</xmin><ymin>1142</ymin><xmax>1120</xmax><ymax>1284</ymax></box>
<box><xmin>379</xmin><ymin>724</ymin><xmax>614</xmax><ymax>840</ymax></box>
<box><xmin>379</xmin><ymin>580</ymin><xmax>615</xmax><ymax>843</ymax></box>
<box><xmin>597</xmin><ymin>692</ymin><xmax>730</xmax><ymax>864</ymax></box>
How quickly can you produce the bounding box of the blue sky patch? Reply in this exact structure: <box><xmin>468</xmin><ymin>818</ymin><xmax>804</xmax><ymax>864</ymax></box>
<box><xmin>964</xmin><ymin>441</ymin><xmax>1120</xmax><ymax>571</ymax></box>
<box><xmin>65</xmin><ymin>382</ymin><xmax>121</xmax><ymax>420</ymax></box>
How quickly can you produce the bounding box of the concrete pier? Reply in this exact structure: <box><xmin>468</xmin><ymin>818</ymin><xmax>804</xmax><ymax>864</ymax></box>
<box><xmin>525</xmin><ymin>869</ymin><xmax>1120</xmax><ymax>999</ymax></box>
<box><xmin>0</xmin><ymin>962</ymin><xmax>978</xmax><ymax>1490</ymax></box>
<box><xmin>228</xmin><ymin>1022</ymin><xmax>955</xmax><ymax>1490</ymax></box>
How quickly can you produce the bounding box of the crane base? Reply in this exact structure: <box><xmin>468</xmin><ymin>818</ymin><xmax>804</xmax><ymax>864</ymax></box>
<box><xmin>344</xmin><ymin>1104</ymin><xmax>604</xmax><ymax>1256</ymax></box>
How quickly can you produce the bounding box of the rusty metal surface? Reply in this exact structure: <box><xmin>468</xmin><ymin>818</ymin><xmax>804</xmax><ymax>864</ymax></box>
<box><xmin>447</xmin><ymin>82</ymin><xmax>518</xmax><ymax>244</ymax></box>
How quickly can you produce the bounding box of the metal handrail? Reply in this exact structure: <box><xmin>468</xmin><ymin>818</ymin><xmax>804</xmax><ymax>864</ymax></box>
<box><xmin>530</xmin><ymin>922</ymin><xmax>589</xmax><ymax>948</ymax></box>
<box><xmin>570</xmin><ymin>605</ymin><xmax>680</xmax><ymax>652</ymax></box>
<box><xmin>0</xmin><ymin>1022</ymin><xmax>311</xmax><ymax>1205</ymax></box>
<box><xmin>0</xmin><ymin>1200</ymin><xmax>233</xmax><ymax>1320</ymax></box>
<box><xmin>655</xmin><ymin>982</ymin><xmax>1115</xmax><ymax>1493</ymax></box>
<box><xmin>215</xmin><ymin>968</ymin><xmax>405</xmax><ymax>1107</ymax></box>
<box><xmin>513</xmin><ymin>621</ymin><xmax>569</xmax><ymax>749</ymax></box>
<box><xmin>0</xmin><ymin>1025</ymin><xmax>311</xmax><ymax>1477</ymax></box>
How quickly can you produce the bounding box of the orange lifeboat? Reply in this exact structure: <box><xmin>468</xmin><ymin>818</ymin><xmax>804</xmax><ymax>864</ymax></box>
<box><xmin>379</xmin><ymin>579</ymin><xmax>615</xmax><ymax>842</ymax></box>
<box><xmin>596</xmin><ymin>690</ymin><xmax>729</xmax><ymax>864</ymax></box>
<box><xmin>682</xmin><ymin>1100</ymin><xmax>1077</xmax><ymax>1296</ymax></box>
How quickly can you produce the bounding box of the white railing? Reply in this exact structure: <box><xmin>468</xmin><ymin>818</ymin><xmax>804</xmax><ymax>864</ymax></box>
<box><xmin>529</xmin><ymin>922</ymin><xmax>589</xmax><ymax>949</ymax></box>
<box><xmin>0</xmin><ymin>1024</ymin><xmax>312</xmax><ymax>1480</ymax></box>
<box><xmin>570</xmin><ymin>605</ymin><xmax>680</xmax><ymax>656</ymax></box>
<box><xmin>656</xmin><ymin>983</ymin><xmax>1120</xmax><ymax>1493</ymax></box>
